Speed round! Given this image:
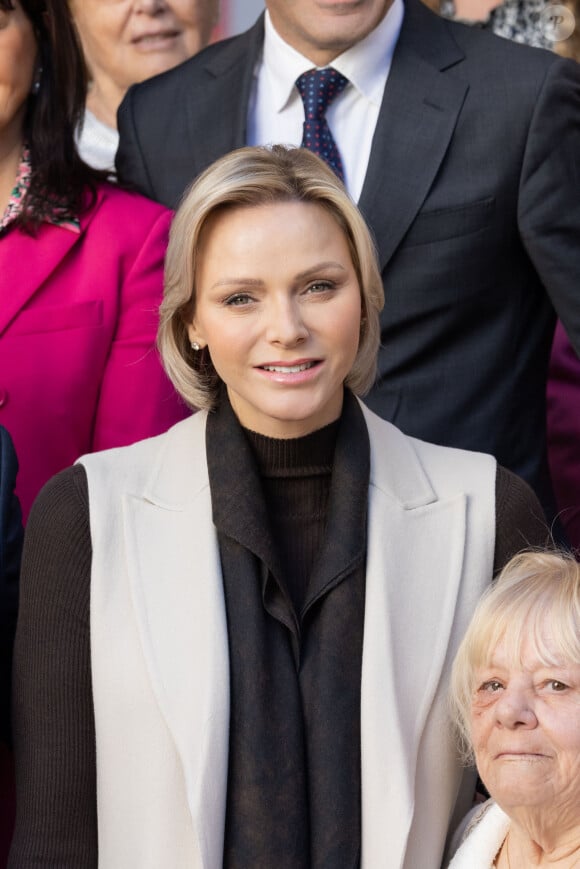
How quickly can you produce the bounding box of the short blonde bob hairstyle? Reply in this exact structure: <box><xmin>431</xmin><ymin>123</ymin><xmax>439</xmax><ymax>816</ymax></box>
<box><xmin>450</xmin><ymin>549</ymin><xmax>580</xmax><ymax>762</ymax></box>
<box><xmin>159</xmin><ymin>145</ymin><xmax>385</xmax><ymax>411</ymax></box>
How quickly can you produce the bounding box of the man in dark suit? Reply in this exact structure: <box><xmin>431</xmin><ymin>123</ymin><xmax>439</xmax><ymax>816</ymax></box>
<box><xmin>116</xmin><ymin>0</ymin><xmax>580</xmax><ymax>520</ymax></box>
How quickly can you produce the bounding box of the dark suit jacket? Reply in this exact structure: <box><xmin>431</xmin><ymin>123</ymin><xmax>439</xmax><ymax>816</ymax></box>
<box><xmin>0</xmin><ymin>426</ymin><xmax>23</xmax><ymax>744</ymax></box>
<box><xmin>116</xmin><ymin>0</ymin><xmax>580</xmax><ymax>516</ymax></box>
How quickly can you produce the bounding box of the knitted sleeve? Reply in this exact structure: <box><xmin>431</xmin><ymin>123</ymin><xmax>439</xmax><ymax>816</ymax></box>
<box><xmin>493</xmin><ymin>465</ymin><xmax>549</xmax><ymax>574</ymax></box>
<box><xmin>9</xmin><ymin>464</ymin><xmax>96</xmax><ymax>868</ymax></box>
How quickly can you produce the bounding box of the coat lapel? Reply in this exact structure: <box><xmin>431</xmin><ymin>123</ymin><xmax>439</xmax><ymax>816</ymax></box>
<box><xmin>118</xmin><ymin>404</ymin><xmax>473</xmax><ymax>868</ymax></box>
<box><xmin>0</xmin><ymin>188</ymin><xmax>104</xmax><ymax>337</ymax></box>
<box><xmin>122</xmin><ymin>413</ymin><xmax>230</xmax><ymax>869</ymax></box>
<box><xmin>0</xmin><ymin>225</ymin><xmax>79</xmax><ymax>338</ymax></box>
<box><xmin>359</xmin><ymin>404</ymin><xmax>467</xmax><ymax>868</ymax></box>
<box><xmin>358</xmin><ymin>0</ymin><xmax>468</xmax><ymax>270</ymax></box>
<box><xmin>183</xmin><ymin>17</ymin><xmax>265</xmax><ymax>175</ymax></box>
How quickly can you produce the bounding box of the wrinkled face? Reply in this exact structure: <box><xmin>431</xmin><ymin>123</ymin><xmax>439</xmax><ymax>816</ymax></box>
<box><xmin>188</xmin><ymin>201</ymin><xmax>363</xmax><ymax>439</ymax></box>
<box><xmin>0</xmin><ymin>0</ymin><xmax>36</xmax><ymax>146</ymax></box>
<box><xmin>265</xmin><ymin>0</ymin><xmax>392</xmax><ymax>66</ymax></box>
<box><xmin>69</xmin><ymin>0</ymin><xmax>217</xmax><ymax>96</ymax></box>
<box><xmin>470</xmin><ymin>624</ymin><xmax>580</xmax><ymax>825</ymax></box>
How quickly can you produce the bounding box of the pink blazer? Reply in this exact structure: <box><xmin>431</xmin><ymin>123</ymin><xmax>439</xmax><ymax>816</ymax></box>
<box><xmin>0</xmin><ymin>183</ymin><xmax>187</xmax><ymax>521</ymax></box>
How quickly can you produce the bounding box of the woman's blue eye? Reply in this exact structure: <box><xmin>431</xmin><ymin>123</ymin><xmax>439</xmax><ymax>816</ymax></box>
<box><xmin>308</xmin><ymin>281</ymin><xmax>333</xmax><ymax>293</ymax></box>
<box><xmin>225</xmin><ymin>294</ymin><xmax>252</xmax><ymax>306</ymax></box>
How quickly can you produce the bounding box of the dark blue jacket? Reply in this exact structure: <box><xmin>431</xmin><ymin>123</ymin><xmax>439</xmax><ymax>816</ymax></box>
<box><xmin>0</xmin><ymin>426</ymin><xmax>23</xmax><ymax>744</ymax></box>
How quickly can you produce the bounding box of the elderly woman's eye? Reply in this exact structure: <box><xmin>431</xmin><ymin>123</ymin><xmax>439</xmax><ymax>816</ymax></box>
<box><xmin>548</xmin><ymin>680</ymin><xmax>568</xmax><ymax>691</ymax></box>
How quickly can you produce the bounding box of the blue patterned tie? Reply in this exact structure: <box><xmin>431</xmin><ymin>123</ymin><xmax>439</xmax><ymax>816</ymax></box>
<box><xmin>296</xmin><ymin>68</ymin><xmax>349</xmax><ymax>182</ymax></box>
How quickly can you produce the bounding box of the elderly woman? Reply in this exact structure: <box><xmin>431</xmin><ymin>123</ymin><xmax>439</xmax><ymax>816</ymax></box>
<box><xmin>448</xmin><ymin>550</ymin><xmax>580</xmax><ymax>868</ymax></box>
<box><xmin>70</xmin><ymin>0</ymin><xmax>219</xmax><ymax>171</ymax></box>
<box><xmin>10</xmin><ymin>146</ymin><xmax>547</xmax><ymax>868</ymax></box>
<box><xmin>0</xmin><ymin>0</ymin><xmax>186</xmax><ymax>522</ymax></box>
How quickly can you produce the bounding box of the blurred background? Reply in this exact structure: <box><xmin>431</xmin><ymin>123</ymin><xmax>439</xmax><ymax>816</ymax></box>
<box><xmin>214</xmin><ymin>0</ymin><xmax>577</xmax><ymax>58</ymax></box>
<box><xmin>215</xmin><ymin>0</ymin><xmax>265</xmax><ymax>38</ymax></box>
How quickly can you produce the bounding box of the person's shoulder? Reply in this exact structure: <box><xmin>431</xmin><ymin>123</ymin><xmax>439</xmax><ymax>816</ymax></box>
<box><xmin>494</xmin><ymin>466</ymin><xmax>549</xmax><ymax>564</ymax></box>
<box><xmin>406</xmin><ymin>0</ymin><xmax>565</xmax><ymax>74</ymax></box>
<box><xmin>27</xmin><ymin>465</ymin><xmax>89</xmax><ymax>542</ymax></box>
<box><xmin>495</xmin><ymin>466</ymin><xmax>541</xmax><ymax>515</ymax></box>
<box><xmin>447</xmin><ymin>10</ymin><xmax>575</xmax><ymax>81</ymax></box>
<box><xmin>78</xmin><ymin>413</ymin><xmax>205</xmax><ymax>507</ymax></box>
<box><xmin>0</xmin><ymin>425</ymin><xmax>18</xmax><ymax>470</ymax></box>
<box><xmin>79</xmin><ymin>181</ymin><xmax>172</xmax><ymax>246</ymax></box>
<box><xmin>92</xmin><ymin>181</ymin><xmax>171</xmax><ymax>220</ymax></box>
<box><xmin>360</xmin><ymin>399</ymin><xmax>496</xmax><ymax>495</ymax></box>
<box><xmin>452</xmin><ymin>18</ymin><xmax>552</xmax><ymax>59</ymax></box>
<box><xmin>0</xmin><ymin>426</ymin><xmax>19</xmax><ymax>510</ymax></box>
<box><xmin>446</xmin><ymin>799</ymin><xmax>510</xmax><ymax>867</ymax></box>
<box><xmin>79</xmin><ymin>414</ymin><xmax>201</xmax><ymax>474</ymax></box>
<box><xmin>362</xmin><ymin>400</ymin><xmax>490</xmax><ymax>458</ymax></box>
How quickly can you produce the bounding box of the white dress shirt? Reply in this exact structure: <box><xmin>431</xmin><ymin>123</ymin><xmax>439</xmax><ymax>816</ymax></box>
<box><xmin>247</xmin><ymin>2</ymin><xmax>404</xmax><ymax>202</ymax></box>
<box><xmin>76</xmin><ymin>109</ymin><xmax>119</xmax><ymax>174</ymax></box>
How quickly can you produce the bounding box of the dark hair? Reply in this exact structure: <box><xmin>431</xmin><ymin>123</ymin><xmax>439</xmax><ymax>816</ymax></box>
<box><xmin>0</xmin><ymin>0</ymin><xmax>102</xmax><ymax>229</ymax></box>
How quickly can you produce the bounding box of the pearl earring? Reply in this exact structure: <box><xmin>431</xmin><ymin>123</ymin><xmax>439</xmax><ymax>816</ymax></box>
<box><xmin>191</xmin><ymin>341</ymin><xmax>200</xmax><ymax>351</ymax></box>
<box><xmin>31</xmin><ymin>67</ymin><xmax>43</xmax><ymax>95</ymax></box>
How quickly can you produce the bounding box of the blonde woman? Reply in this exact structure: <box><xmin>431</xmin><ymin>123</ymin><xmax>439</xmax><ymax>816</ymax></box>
<box><xmin>11</xmin><ymin>146</ymin><xmax>547</xmax><ymax>869</ymax></box>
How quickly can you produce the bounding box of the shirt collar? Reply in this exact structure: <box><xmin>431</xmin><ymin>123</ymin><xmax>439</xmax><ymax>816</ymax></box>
<box><xmin>263</xmin><ymin>0</ymin><xmax>404</xmax><ymax>113</ymax></box>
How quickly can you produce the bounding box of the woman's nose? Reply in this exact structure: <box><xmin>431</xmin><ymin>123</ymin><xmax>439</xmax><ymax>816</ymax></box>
<box><xmin>266</xmin><ymin>298</ymin><xmax>309</xmax><ymax>347</ymax></box>
<box><xmin>495</xmin><ymin>686</ymin><xmax>538</xmax><ymax>729</ymax></box>
<box><xmin>134</xmin><ymin>0</ymin><xmax>167</xmax><ymax>14</ymax></box>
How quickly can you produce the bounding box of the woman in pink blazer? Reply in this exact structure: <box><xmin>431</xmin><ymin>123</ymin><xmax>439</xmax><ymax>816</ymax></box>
<box><xmin>0</xmin><ymin>1</ymin><xmax>186</xmax><ymax>862</ymax></box>
<box><xmin>0</xmin><ymin>0</ymin><xmax>186</xmax><ymax>523</ymax></box>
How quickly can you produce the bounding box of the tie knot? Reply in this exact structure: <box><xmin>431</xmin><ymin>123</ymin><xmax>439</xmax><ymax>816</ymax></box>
<box><xmin>296</xmin><ymin>68</ymin><xmax>349</xmax><ymax>121</ymax></box>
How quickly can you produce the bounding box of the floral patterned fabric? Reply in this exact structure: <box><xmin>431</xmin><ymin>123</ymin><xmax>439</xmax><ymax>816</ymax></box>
<box><xmin>0</xmin><ymin>147</ymin><xmax>80</xmax><ymax>235</ymax></box>
<box><xmin>440</xmin><ymin>0</ymin><xmax>552</xmax><ymax>47</ymax></box>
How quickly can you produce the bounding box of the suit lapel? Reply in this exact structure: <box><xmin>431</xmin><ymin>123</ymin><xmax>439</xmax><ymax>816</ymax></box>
<box><xmin>358</xmin><ymin>0</ymin><xmax>468</xmax><ymax>270</ymax></box>
<box><xmin>359</xmin><ymin>404</ymin><xmax>467</xmax><ymax>868</ymax></box>
<box><xmin>122</xmin><ymin>413</ymin><xmax>230</xmax><ymax>868</ymax></box>
<box><xmin>0</xmin><ymin>189</ymin><xmax>104</xmax><ymax>337</ymax></box>
<box><xmin>184</xmin><ymin>17</ymin><xmax>265</xmax><ymax>174</ymax></box>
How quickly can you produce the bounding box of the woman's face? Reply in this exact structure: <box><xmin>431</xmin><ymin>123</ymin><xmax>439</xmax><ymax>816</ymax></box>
<box><xmin>69</xmin><ymin>0</ymin><xmax>216</xmax><ymax>102</ymax></box>
<box><xmin>0</xmin><ymin>1</ymin><xmax>36</xmax><ymax>148</ymax></box>
<box><xmin>470</xmin><ymin>622</ymin><xmax>580</xmax><ymax>825</ymax></box>
<box><xmin>188</xmin><ymin>200</ymin><xmax>363</xmax><ymax>439</ymax></box>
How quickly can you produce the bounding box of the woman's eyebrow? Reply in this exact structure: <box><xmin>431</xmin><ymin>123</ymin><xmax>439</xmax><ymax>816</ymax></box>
<box><xmin>210</xmin><ymin>277</ymin><xmax>265</xmax><ymax>289</ymax></box>
<box><xmin>294</xmin><ymin>261</ymin><xmax>347</xmax><ymax>280</ymax></box>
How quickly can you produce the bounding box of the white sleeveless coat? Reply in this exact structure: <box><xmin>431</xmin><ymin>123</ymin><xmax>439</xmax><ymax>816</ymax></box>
<box><xmin>79</xmin><ymin>401</ymin><xmax>496</xmax><ymax>869</ymax></box>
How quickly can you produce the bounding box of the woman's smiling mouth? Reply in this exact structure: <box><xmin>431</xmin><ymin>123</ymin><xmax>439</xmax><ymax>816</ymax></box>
<box><xmin>259</xmin><ymin>361</ymin><xmax>319</xmax><ymax>374</ymax></box>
